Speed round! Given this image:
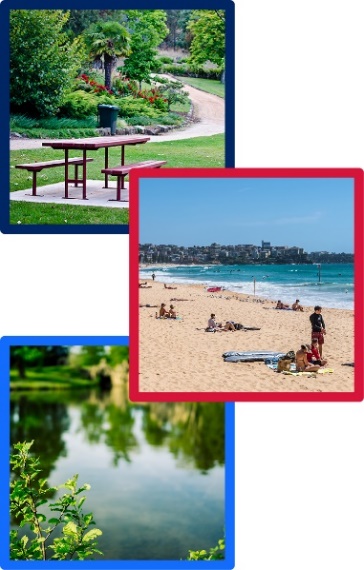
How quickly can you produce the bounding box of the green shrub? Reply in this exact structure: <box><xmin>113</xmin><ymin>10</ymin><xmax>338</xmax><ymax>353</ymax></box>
<box><xmin>115</xmin><ymin>96</ymin><xmax>162</xmax><ymax>119</ymax></box>
<box><xmin>158</xmin><ymin>56</ymin><xmax>174</xmax><ymax>64</ymax></box>
<box><xmin>10</xmin><ymin>441</ymin><xmax>103</xmax><ymax>561</ymax></box>
<box><xmin>58</xmin><ymin>90</ymin><xmax>99</xmax><ymax>119</ymax></box>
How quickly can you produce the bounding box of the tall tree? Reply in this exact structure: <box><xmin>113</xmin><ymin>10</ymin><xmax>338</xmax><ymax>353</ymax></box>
<box><xmin>10</xmin><ymin>10</ymin><xmax>81</xmax><ymax>117</ymax></box>
<box><xmin>187</xmin><ymin>10</ymin><xmax>225</xmax><ymax>81</ymax></box>
<box><xmin>83</xmin><ymin>21</ymin><xmax>131</xmax><ymax>89</ymax></box>
<box><xmin>123</xmin><ymin>10</ymin><xmax>168</xmax><ymax>89</ymax></box>
<box><xmin>164</xmin><ymin>10</ymin><xmax>191</xmax><ymax>51</ymax></box>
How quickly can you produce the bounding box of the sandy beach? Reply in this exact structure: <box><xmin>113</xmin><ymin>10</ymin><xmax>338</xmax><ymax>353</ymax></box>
<box><xmin>138</xmin><ymin>278</ymin><xmax>354</xmax><ymax>393</ymax></box>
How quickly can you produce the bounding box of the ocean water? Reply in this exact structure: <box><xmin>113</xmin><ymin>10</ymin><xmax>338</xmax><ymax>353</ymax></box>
<box><xmin>140</xmin><ymin>263</ymin><xmax>354</xmax><ymax>310</ymax></box>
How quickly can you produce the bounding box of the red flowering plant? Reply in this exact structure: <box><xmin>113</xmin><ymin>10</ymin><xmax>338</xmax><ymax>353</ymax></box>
<box><xmin>78</xmin><ymin>74</ymin><xmax>114</xmax><ymax>96</ymax></box>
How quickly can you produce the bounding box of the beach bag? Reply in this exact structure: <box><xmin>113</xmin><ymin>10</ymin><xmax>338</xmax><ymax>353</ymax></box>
<box><xmin>284</xmin><ymin>350</ymin><xmax>295</xmax><ymax>361</ymax></box>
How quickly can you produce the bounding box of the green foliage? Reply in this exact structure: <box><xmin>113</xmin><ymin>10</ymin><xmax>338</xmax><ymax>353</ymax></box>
<box><xmin>161</xmin><ymin>63</ymin><xmax>223</xmax><ymax>80</ymax></box>
<box><xmin>116</xmin><ymin>96</ymin><xmax>162</xmax><ymax>118</ymax></box>
<box><xmin>157</xmin><ymin>79</ymin><xmax>189</xmax><ymax>111</ymax></box>
<box><xmin>10</xmin><ymin>10</ymin><xmax>82</xmax><ymax>117</ymax></box>
<box><xmin>123</xmin><ymin>11</ymin><xmax>169</xmax><ymax>88</ymax></box>
<box><xmin>10</xmin><ymin>441</ymin><xmax>103</xmax><ymax>560</ymax></box>
<box><xmin>58</xmin><ymin>90</ymin><xmax>100</xmax><ymax>119</ymax></box>
<box><xmin>187</xmin><ymin>10</ymin><xmax>225</xmax><ymax>69</ymax></box>
<box><xmin>11</xmin><ymin>114</ymin><xmax>98</xmax><ymax>130</ymax></box>
<box><xmin>83</xmin><ymin>21</ymin><xmax>131</xmax><ymax>89</ymax></box>
<box><xmin>157</xmin><ymin>55</ymin><xmax>174</xmax><ymax>65</ymax></box>
<box><xmin>187</xmin><ymin>538</ymin><xmax>225</xmax><ymax>560</ymax></box>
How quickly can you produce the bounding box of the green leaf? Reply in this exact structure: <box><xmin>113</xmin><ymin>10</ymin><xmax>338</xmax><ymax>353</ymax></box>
<box><xmin>63</xmin><ymin>521</ymin><xmax>78</xmax><ymax>536</ymax></box>
<box><xmin>83</xmin><ymin>528</ymin><xmax>102</xmax><ymax>542</ymax></box>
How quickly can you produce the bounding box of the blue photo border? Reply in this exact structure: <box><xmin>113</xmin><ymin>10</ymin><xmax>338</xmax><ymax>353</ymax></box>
<box><xmin>2</xmin><ymin>0</ymin><xmax>235</xmax><ymax>234</ymax></box>
<box><xmin>0</xmin><ymin>335</ymin><xmax>235</xmax><ymax>569</ymax></box>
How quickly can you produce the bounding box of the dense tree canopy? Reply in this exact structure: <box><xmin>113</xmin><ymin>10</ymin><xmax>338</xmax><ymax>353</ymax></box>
<box><xmin>187</xmin><ymin>10</ymin><xmax>225</xmax><ymax>69</ymax></box>
<box><xmin>10</xmin><ymin>10</ymin><xmax>82</xmax><ymax>117</ymax></box>
<box><xmin>123</xmin><ymin>10</ymin><xmax>168</xmax><ymax>88</ymax></box>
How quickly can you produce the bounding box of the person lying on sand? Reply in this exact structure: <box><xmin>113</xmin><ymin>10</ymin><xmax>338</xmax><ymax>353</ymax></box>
<box><xmin>276</xmin><ymin>300</ymin><xmax>290</xmax><ymax>309</ymax></box>
<box><xmin>139</xmin><ymin>282</ymin><xmax>152</xmax><ymax>288</ymax></box>
<box><xmin>292</xmin><ymin>299</ymin><xmax>304</xmax><ymax>311</ymax></box>
<box><xmin>140</xmin><ymin>304</ymin><xmax>158</xmax><ymax>308</ymax></box>
<box><xmin>170</xmin><ymin>298</ymin><xmax>191</xmax><ymax>302</ymax></box>
<box><xmin>295</xmin><ymin>345</ymin><xmax>321</xmax><ymax>372</ymax></box>
<box><xmin>164</xmin><ymin>283</ymin><xmax>177</xmax><ymax>290</ymax></box>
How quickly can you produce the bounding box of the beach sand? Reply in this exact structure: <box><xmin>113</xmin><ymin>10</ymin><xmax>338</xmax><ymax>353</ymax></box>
<box><xmin>138</xmin><ymin>279</ymin><xmax>354</xmax><ymax>393</ymax></box>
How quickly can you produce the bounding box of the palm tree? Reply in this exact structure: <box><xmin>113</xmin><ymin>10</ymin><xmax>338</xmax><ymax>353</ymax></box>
<box><xmin>84</xmin><ymin>21</ymin><xmax>131</xmax><ymax>89</ymax></box>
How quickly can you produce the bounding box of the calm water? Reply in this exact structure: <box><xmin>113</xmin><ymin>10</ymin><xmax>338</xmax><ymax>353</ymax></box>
<box><xmin>141</xmin><ymin>263</ymin><xmax>354</xmax><ymax>309</ymax></box>
<box><xmin>10</xmin><ymin>387</ymin><xmax>225</xmax><ymax>560</ymax></box>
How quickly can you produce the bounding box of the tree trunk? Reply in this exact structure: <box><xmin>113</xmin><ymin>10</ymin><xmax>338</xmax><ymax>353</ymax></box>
<box><xmin>104</xmin><ymin>54</ymin><xmax>113</xmax><ymax>89</ymax></box>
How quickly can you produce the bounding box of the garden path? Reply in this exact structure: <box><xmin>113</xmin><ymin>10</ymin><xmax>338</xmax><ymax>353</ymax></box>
<box><xmin>10</xmin><ymin>84</ymin><xmax>224</xmax><ymax>150</ymax></box>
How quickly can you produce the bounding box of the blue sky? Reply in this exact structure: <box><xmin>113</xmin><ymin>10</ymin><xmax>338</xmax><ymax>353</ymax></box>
<box><xmin>139</xmin><ymin>176</ymin><xmax>354</xmax><ymax>253</ymax></box>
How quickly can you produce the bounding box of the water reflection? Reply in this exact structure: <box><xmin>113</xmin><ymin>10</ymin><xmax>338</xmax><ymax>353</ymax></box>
<box><xmin>10</xmin><ymin>381</ymin><xmax>225</xmax><ymax>560</ymax></box>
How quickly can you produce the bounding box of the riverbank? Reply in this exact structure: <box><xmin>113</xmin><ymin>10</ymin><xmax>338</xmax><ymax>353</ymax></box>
<box><xmin>10</xmin><ymin>367</ymin><xmax>100</xmax><ymax>390</ymax></box>
<box><xmin>138</xmin><ymin>279</ymin><xmax>354</xmax><ymax>393</ymax></box>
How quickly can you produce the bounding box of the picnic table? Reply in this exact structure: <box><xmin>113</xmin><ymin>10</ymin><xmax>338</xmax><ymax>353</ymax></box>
<box><xmin>42</xmin><ymin>135</ymin><xmax>150</xmax><ymax>200</ymax></box>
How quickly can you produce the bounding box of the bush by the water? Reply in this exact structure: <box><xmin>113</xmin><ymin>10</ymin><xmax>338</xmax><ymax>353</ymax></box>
<box><xmin>10</xmin><ymin>441</ymin><xmax>103</xmax><ymax>561</ymax></box>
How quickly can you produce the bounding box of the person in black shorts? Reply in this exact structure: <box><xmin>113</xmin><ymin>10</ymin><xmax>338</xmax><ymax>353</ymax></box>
<box><xmin>309</xmin><ymin>305</ymin><xmax>326</xmax><ymax>357</ymax></box>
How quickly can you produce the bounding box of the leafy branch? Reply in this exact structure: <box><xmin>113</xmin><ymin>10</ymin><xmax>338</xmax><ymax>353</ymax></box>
<box><xmin>10</xmin><ymin>441</ymin><xmax>103</xmax><ymax>560</ymax></box>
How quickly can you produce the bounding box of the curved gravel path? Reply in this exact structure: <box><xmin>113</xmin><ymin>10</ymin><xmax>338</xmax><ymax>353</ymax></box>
<box><xmin>10</xmin><ymin>84</ymin><xmax>224</xmax><ymax>150</ymax></box>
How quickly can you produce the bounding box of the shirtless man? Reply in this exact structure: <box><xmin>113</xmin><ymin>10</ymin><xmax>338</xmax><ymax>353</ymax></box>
<box><xmin>292</xmin><ymin>299</ymin><xmax>304</xmax><ymax>311</ymax></box>
<box><xmin>276</xmin><ymin>300</ymin><xmax>290</xmax><ymax>309</ymax></box>
<box><xmin>159</xmin><ymin>303</ymin><xmax>169</xmax><ymax>318</ymax></box>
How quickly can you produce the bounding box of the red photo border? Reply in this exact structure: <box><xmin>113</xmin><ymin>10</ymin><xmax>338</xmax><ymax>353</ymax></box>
<box><xmin>129</xmin><ymin>168</ymin><xmax>363</xmax><ymax>402</ymax></box>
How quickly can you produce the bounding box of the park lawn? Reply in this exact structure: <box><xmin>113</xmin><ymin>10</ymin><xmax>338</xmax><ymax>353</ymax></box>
<box><xmin>178</xmin><ymin>77</ymin><xmax>225</xmax><ymax>98</ymax></box>
<box><xmin>10</xmin><ymin>366</ymin><xmax>99</xmax><ymax>390</ymax></box>
<box><xmin>10</xmin><ymin>134</ymin><xmax>224</xmax><ymax>225</ymax></box>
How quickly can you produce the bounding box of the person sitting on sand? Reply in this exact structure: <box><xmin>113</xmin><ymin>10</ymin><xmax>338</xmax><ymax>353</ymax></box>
<box><xmin>168</xmin><ymin>304</ymin><xmax>177</xmax><ymax>318</ymax></box>
<box><xmin>276</xmin><ymin>300</ymin><xmax>290</xmax><ymax>309</ymax></box>
<box><xmin>159</xmin><ymin>303</ymin><xmax>169</xmax><ymax>318</ymax></box>
<box><xmin>295</xmin><ymin>345</ymin><xmax>321</xmax><ymax>372</ymax></box>
<box><xmin>308</xmin><ymin>339</ymin><xmax>328</xmax><ymax>367</ymax></box>
<box><xmin>292</xmin><ymin>299</ymin><xmax>304</xmax><ymax>311</ymax></box>
<box><xmin>164</xmin><ymin>283</ymin><xmax>177</xmax><ymax>290</ymax></box>
<box><xmin>207</xmin><ymin>313</ymin><xmax>222</xmax><ymax>330</ymax></box>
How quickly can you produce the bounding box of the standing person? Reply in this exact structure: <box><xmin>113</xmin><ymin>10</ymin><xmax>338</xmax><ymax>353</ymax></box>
<box><xmin>309</xmin><ymin>305</ymin><xmax>326</xmax><ymax>357</ymax></box>
<box><xmin>151</xmin><ymin>272</ymin><xmax>155</xmax><ymax>281</ymax></box>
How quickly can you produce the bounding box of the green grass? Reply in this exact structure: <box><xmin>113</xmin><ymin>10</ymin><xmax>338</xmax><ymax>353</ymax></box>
<box><xmin>10</xmin><ymin>366</ymin><xmax>99</xmax><ymax>390</ymax></box>
<box><xmin>10</xmin><ymin>134</ymin><xmax>224</xmax><ymax>225</ymax></box>
<box><xmin>178</xmin><ymin>77</ymin><xmax>225</xmax><ymax>98</ymax></box>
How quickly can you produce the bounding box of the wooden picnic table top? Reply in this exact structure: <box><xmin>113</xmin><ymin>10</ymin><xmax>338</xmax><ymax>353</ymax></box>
<box><xmin>42</xmin><ymin>135</ymin><xmax>150</xmax><ymax>150</ymax></box>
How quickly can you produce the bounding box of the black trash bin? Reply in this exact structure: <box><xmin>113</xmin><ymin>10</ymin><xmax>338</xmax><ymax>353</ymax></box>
<box><xmin>98</xmin><ymin>104</ymin><xmax>120</xmax><ymax>135</ymax></box>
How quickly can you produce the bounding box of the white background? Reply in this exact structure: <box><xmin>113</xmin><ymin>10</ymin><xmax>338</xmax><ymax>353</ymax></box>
<box><xmin>2</xmin><ymin>1</ymin><xmax>363</xmax><ymax>569</ymax></box>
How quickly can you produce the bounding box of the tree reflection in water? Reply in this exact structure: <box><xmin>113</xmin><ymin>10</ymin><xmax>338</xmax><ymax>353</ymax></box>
<box><xmin>11</xmin><ymin>380</ymin><xmax>225</xmax><ymax>474</ymax></box>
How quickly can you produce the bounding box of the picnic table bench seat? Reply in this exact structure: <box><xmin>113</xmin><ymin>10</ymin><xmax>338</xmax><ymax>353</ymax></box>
<box><xmin>15</xmin><ymin>157</ymin><xmax>94</xmax><ymax>197</ymax></box>
<box><xmin>101</xmin><ymin>160</ymin><xmax>167</xmax><ymax>201</ymax></box>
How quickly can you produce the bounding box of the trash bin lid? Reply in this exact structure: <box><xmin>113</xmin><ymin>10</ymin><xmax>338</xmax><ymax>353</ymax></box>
<box><xmin>97</xmin><ymin>104</ymin><xmax>120</xmax><ymax>110</ymax></box>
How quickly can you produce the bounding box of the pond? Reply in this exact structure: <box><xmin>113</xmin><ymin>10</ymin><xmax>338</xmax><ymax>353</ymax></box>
<box><xmin>10</xmin><ymin>384</ymin><xmax>225</xmax><ymax>560</ymax></box>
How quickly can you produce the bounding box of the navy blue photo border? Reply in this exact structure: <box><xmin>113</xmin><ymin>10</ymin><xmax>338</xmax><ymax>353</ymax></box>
<box><xmin>0</xmin><ymin>335</ymin><xmax>235</xmax><ymax>569</ymax></box>
<box><xmin>1</xmin><ymin>0</ymin><xmax>235</xmax><ymax>234</ymax></box>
